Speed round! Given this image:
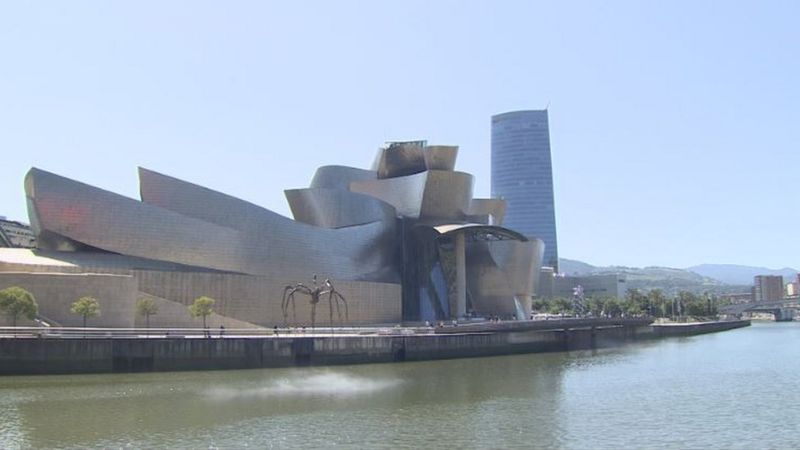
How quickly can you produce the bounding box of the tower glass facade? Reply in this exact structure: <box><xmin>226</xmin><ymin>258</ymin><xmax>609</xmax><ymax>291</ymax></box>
<box><xmin>491</xmin><ymin>110</ymin><xmax>559</xmax><ymax>270</ymax></box>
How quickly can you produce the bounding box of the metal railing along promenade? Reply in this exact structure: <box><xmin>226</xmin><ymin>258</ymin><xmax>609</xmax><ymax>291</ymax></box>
<box><xmin>0</xmin><ymin>325</ymin><xmax>435</xmax><ymax>339</ymax></box>
<box><xmin>0</xmin><ymin>317</ymin><xmax>656</xmax><ymax>339</ymax></box>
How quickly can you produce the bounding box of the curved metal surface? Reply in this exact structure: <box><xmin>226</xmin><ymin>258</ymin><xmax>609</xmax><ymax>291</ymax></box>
<box><xmin>411</xmin><ymin>222</ymin><xmax>540</xmax><ymax>317</ymax></box>
<box><xmin>468</xmin><ymin>198</ymin><xmax>507</xmax><ymax>226</ymax></box>
<box><xmin>26</xmin><ymin>168</ymin><xmax>398</xmax><ymax>281</ymax></box>
<box><xmin>34</xmin><ymin>230</ymin><xmax>93</xmax><ymax>252</ymax></box>
<box><xmin>17</xmin><ymin>137</ymin><xmax>551</xmax><ymax>325</ymax></box>
<box><xmin>419</xmin><ymin>170</ymin><xmax>474</xmax><ymax>222</ymax></box>
<box><xmin>424</xmin><ymin>146</ymin><xmax>458</xmax><ymax>171</ymax></box>
<box><xmin>464</xmin><ymin>242</ymin><xmax>517</xmax><ymax>316</ymax></box>
<box><xmin>486</xmin><ymin>239</ymin><xmax>543</xmax><ymax>295</ymax></box>
<box><xmin>350</xmin><ymin>170</ymin><xmax>474</xmax><ymax>221</ymax></box>
<box><xmin>310</xmin><ymin>165</ymin><xmax>377</xmax><ymax>190</ymax></box>
<box><xmin>0</xmin><ymin>248</ymin><xmax>223</xmax><ymax>273</ymax></box>
<box><xmin>430</xmin><ymin>223</ymin><xmax>528</xmax><ymax>242</ymax></box>
<box><xmin>284</xmin><ymin>188</ymin><xmax>396</xmax><ymax>229</ymax></box>
<box><xmin>463</xmin><ymin>238</ymin><xmax>542</xmax><ymax>316</ymax></box>
<box><xmin>137</xmin><ymin>167</ymin><xmax>397</xmax><ymax>281</ymax></box>
<box><xmin>27</xmin><ymin>168</ymin><xmax>249</xmax><ymax>273</ymax></box>
<box><xmin>372</xmin><ymin>143</ymin><xmax>427</xmax><ymax>179</ymax></box>
<box><xmin>350</xmin><ymin>171</ymin><xmax>428</xmax><ymax>218</ymax></box>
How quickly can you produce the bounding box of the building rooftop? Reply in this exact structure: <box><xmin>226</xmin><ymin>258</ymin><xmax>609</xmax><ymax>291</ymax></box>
<box><xmin>0</xmin><ymin>218</ymin><xmax>36</xmax><ymax>248</ymax></box>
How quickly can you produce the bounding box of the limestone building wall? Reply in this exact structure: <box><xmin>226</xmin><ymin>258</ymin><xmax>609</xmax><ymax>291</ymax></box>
<box><xmin>134</xmin><ymin>270</ymin><xmax>402</xmax><ymax>327</ymax></box>
<box><xmin>132</xmin><ymin>294</ymin><xmax>260</xmax><ymax>329</ymax></box>
<box><xmin>0</xmin><ymin>272</ymin><xmax>137</xmax><ymax>327</ymax></box>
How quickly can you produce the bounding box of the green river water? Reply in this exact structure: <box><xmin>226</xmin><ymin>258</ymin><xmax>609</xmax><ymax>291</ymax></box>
<box><xmin>1</xmin><ymin>322</ymin><xmax>798</xmax><ymax>449</ymax></box>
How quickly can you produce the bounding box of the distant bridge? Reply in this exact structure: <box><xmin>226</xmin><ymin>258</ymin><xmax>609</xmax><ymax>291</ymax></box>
<box><xmin>720</xmin><ymin>300</ymin><xmax>799</xmax><ymax>321</ymax></box>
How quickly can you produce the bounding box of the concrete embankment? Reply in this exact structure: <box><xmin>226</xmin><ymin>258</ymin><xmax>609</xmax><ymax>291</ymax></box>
<box><xmin>0</xmin><ymin>318</ymin><xmax>749</xmax><ymax>375</ymax></box>
<box><xmin>649</xmin><ymin>319</ymin><xmax>751</xmax><ymax>337</ymax></box>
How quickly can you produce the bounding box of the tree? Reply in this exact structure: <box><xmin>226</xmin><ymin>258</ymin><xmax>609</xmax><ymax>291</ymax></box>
<box><xmin>603</xmin><ymin>297</ymin><xmax>623</xmax><ymax>317</ymax></box>
<box><xmin>136</xmin><ymin>297</ymin><xmax>159</xmax><ymax>329</ymax></box>
<box><xmin>532</xmin><ymin>298</ymin><xmax>549</xmax><ymax>313</ymax></box>
<box><xmin>624</xmin><ymin>301</ymin><xmax>643</xmax><ymax>317</ymax></box>
<box><xmin>705</xmin><ymin>293</ymin><xmax>718</xmax><ymax>316</ymax></box>
<box><xmin>0</xmin><ymin>286</ymin><xmax>38</xmax><ymax>328</ymax></box>
<box><xmin>677</xmin><ymin>291</ymin><xmax>699</xmax><ymax>318</ymax></box>
<box><xmin>71</xmin><ymin>296</ymin><xmax>100</xmax><ymax>328</ymax></box>
<box><xmin>678</xmin><ymin>291</ymin><xmax>708</xmax><ymax>317</ymax></box>
<box><xmin>647</xmin><ymin>289</ymin><xmax>668</xmax><ymax>318</ymax></box>
<box><xmin>625</xmin><ymin>289</ymin><xmax>648</xmax><ymax>316</ymax></box>
<box><xmin>587</xmin><ymin>297</ymin><xmax>605</xmax><ymax>317</ymax></box>
<box><xmin>548</xmin><ymin>297</ymin><xmax>573</xmax><ymax>316</ymax></box>
<box><xmin>189</xmin><ymin>296</ymin><xmax>215</xmax><ymax>328</ymax></box>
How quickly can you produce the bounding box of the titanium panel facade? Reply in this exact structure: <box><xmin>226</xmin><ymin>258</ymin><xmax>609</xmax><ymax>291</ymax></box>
<box><xmin>408</xmin><ymin>224</ymin><xmax>541</xmax><ymax>321</ymax></box>
<box><xmin>310</xmin><ymin>166</ymin><xmax>377</xmax><ymax>190</ymax></box>
<box><xmin>423</xmin><ymin>146</ymin><xmax>458</xmax><ymax>171</ymax></box>
<box><xmin>350</xmin><ymin>170</ymin><xmax>474</xmax><ymax>222</ymax></box>
<box><xmin>419</xmin><ymin>171</ymin><xmax>474</xmax><ymax>222</ymax></box>
<box><xmin>0</xmin><ymin>248</ymin><xmax>221</xmax><ymax>274</ymax></box>
<box><xmin>284</xmin><ymin>188</ymin><xmax>396</xmax><ymax>229</ymax></box>
<box><xmin>491</xmin><ymin>110</ymin><xmax>559</xmax><ymax>270</ymax></box>
<box><xmin>350</xmin><ymin>171</ymin><xmax>428</xmax><ymax>218</ymax></box>
<box><xmin>26</xmin><ymin>168</ymin><xmax>250</xmax><ymax>274</ymax></box>
<box><xmin>467</xmin><ymin>198</ymin><xmax>507</xmax><ymax>226</ymax></box>
<box><xmin>372</xmin><ymin>143</ymin><xmax>428</xmax><ymax>179</ymax></box>
<box><xmin>464</xmin><ymin>238</ymin><xmax>543</xmax><ymax>319</ymax></box>
<box><xmin>486</xmin><ymin>239</ymin><xmax>543</xmax><ymax>295</ymax></box>
<box><xmin>137</xmin><ymin>168</ymin><xmax>397</xmax><ymax>281</ymax></box>
<box><xmin>28</xmin><ymin>168</ymin><xmax>397</xmax><ymax>281</ymax></box>
<box><xmin>10</xmin><ymin>137</ymin><xmax>547</xmax><ymax>327</ymax></box>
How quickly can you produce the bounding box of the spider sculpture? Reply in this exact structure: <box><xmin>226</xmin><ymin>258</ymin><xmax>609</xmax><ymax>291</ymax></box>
<box><xmin>281</xmin><ymin>275</ymin><xmax>348</xmax><ymax>328</ymax></box>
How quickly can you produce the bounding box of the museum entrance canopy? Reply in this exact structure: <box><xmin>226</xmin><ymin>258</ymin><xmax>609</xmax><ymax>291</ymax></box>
<box><xmin>428</xmin><ymin>223</ymin><xmax>528</xmax><ymax>243</ymax></box>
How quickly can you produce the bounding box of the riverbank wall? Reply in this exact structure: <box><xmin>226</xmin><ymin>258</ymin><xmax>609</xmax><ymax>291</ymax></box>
<box><xmin>649</xmin><ymin>319</ymin><xmax>751</xmax><ymax>337</ymax></box>
<box><xmin>0</xmin><ymin>319</ymin><xmax>750</xmax><ymax>375</ymax></box>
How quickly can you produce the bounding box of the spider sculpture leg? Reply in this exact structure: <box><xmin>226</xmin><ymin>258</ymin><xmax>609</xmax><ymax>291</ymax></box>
<box><xmin>326</xmin><ymin>281</ymin><xmax>347</xmax><ymax>322</ymax></box>
<box><xmin>320</xmin><ymin>289</ymin><xmax>334</xmax><ymax>328</ymax></box>
<box><xmin>290</xmin><ymin>285</ymin><xmax>313</xmax><ymax>327</ymax></box>
<box><xmin>288</xmin><ymin>291</ymin><xmax>298</xmax><ymax>325</ymax></box>
<box><xmin>333</xmin><ymin>290</ymin><xmax>348</xmax><ymax>321</ymax></box>
<box><xmin>326</xmin><ymin>295</ymin><xmax>333</xmax><ymax>328</ymax></box>
<box><xmin>329</xmin><ymin>290</ymin><xmax>341</xmax><ymax>324</ymax></box>
<box><xmin>281</xmin><ymin>285</ymin><xmax>294</xmax><ymax>326</ymax></box>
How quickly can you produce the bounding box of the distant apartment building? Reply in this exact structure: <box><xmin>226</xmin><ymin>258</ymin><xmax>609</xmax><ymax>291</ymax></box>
<box><xmin>786</xmin><ymin>274</ymin><xmax>800</xmax><ymax>298</ymax></box>
<box><xmin>786</xmin><ymin>282</ymin><xmax>798</xmax><ymax>298</ymax></box>
<box><xmin>753</xmin><ymin>275</ymin><xmax>784</xmax><ymax>302</ymax></box>
<box><xmin>719</xmin><ymin>292</ymin><xmax>756</xmax><ymax>305</ymax></box>
<box><xmin>552</xmin><ymin>274</ymin><xmax>626</xmax><ymax>299</ymax></box>
<box><xmin>0</xmin><ymin>217</ymin><xmax>36</xmax><ymax>248</ymax></box>
<box><xmin>491</xmin><ymin>110</ymin><xmax>559</xmax><ymax>271</ymax></box>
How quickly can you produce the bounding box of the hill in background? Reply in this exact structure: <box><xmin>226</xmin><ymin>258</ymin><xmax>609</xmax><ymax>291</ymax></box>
<box><xmin>687</xmin><ymin>264</ymin><xmax>798</xmax><ymax>286</ymax></box>
<box><xmin>559</xmin><ymin>258</ymin><xmax>753</xmax><ymax>296</ymax></box>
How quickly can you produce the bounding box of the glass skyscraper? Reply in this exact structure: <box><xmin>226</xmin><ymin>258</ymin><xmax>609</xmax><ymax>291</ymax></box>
<box><xmin>491</xmin><ymin>110</ymin><xmax>559</xmax><ymax>270</ymax></box>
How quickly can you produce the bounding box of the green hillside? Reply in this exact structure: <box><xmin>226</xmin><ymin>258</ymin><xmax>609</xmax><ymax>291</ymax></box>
<box><xmin>559</xmin><ymin>258</ymin><xmax>750</xmax><ymax>296</ymax></box>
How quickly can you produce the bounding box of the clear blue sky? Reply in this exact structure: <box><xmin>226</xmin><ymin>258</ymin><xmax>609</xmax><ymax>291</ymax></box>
<box><xmin>1</xmin><ymin>1</ymin><xmax>797</xmax><ymax>269</ymax></box>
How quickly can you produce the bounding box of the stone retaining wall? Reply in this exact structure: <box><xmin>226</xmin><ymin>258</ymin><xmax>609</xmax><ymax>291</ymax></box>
<box><xmin>0</xmin><ymin>320</ymin><xmax>751</xmax><ymax>375</ymax></box>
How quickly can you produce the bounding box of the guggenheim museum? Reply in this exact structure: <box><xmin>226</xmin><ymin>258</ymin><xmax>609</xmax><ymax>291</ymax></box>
<box><xmin>0</xmin><ymin>142</ymin><xmax>544</xmax><ymax>328</ymax></box>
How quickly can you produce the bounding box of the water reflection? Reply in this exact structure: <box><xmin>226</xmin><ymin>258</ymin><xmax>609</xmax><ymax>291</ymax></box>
<box><xmin>3</xmin><ymin>351</ymin><xmax>577</xmax><ymax>448</ymax></box>
<box><xmin>1</xmin><ymin>323</ymin><xmax>798</xmax><ymax>449</ymax></box>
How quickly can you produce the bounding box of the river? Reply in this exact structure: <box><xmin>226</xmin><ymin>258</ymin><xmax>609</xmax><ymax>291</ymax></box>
<box><xmin>1</xmin><ymin>322</ymin><xmax>798</xmax><ymax>449</ymax></box>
